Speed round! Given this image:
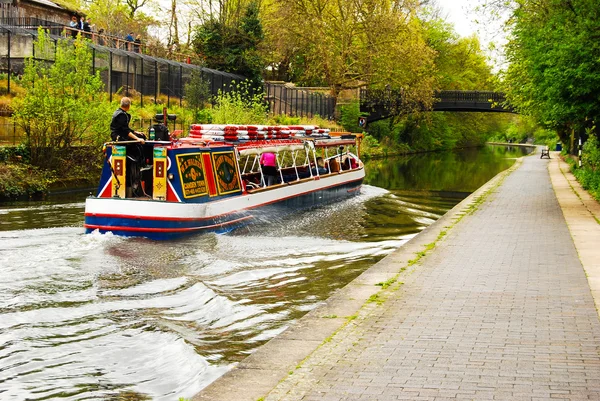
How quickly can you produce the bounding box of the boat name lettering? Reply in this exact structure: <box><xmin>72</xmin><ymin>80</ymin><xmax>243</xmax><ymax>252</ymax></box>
<box><xmin>212</xmin><ymin>152</ymin><xmax>241</xmax><ymax>195</ymax></box>
<box><xmin>176</xmin><ymin>153</ymin><xmax>208</xmax><ymax>198</ymax></box>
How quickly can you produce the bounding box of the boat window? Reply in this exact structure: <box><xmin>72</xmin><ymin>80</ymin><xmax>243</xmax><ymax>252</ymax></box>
<box><xmin>239</xmin><ymin>153</ymin><xmax>264</xmax><ymax>188</ymax></box>
<box><xmin>237</xmin><ymin>137</ymin><xmax>361</xmax><ymax>190</ymax></box>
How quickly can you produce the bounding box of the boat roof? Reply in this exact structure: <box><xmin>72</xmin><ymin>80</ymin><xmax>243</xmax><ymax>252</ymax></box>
<box><xmin>176</xmin><ymin>135</ymin><xmax>358</xmax><ymax>151</ymax></box>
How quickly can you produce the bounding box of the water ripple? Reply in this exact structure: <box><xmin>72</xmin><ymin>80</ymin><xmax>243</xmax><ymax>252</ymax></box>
<box><xmin>0</xmin><ymin>184</ymin><xmax>452</xmax><ymax>400</ymax></box>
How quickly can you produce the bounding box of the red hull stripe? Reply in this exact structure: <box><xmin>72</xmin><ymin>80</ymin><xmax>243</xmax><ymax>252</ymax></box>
<box><xmin>84</xmin><ymin>215</ymin><xmax>254</xmax><ymax>233</ymax></box>
<box><xmin>85</xmin><ymin>212</ymin><xmax>220</xmax><ymax>221</ymax></box>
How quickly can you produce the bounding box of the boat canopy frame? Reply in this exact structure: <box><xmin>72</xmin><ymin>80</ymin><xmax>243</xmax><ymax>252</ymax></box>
<box><xmin>237</xmin><ymin>137</ymin><xmax>361</xmax><ymax>189</ymax></box>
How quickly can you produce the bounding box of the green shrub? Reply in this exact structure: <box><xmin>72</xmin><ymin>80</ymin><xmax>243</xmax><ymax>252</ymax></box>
<box><xmin>0</xmin><ymin>144</ymin><xmax>29</xmax><ymax>163</ymax></box>
<box><xmin>573</xmin><ymin>168</ymin><xmax>600</xmax><ymax>201</ymax></box>
<box><xmin>360</xmin><ymin>134</ymin><xmax>381</xmax><ymax>159</ymax></box>
<box><xmin>184</xmin><ymin>70</ymin><xmax>211</xmax><ymax>120</ymax></box>
<box><xmin>338</xmin><ymin>100</ymin><xmax>365</xmax><ymax>132</ymax></box>
<box><xmin>568</xmin><ymin>137</ymin><xmax>600</xmax><ymax>202</ymax></box>
<box><xmin>582</xmin><ymin>135</ymin><xmax>600</xmax><ymax>172</ymax></box>
<box><xmin>272</xmin><ymin>114</ymin><xmax>301</xmax><ymax>126</ymax></box>
<box><xmin>195</xmin><ymin>108</ymin><xmax>213</xmax><ymax>124</ymax></box>
<box><xmin>269</xmin><ymin>113</ymin><xmax>340</xmax><ymax>130</ymax></box>
<box><xmin>0</xmin><ymin>163</ymin><xmax>54</xmax><ymax>199</ymax></box>
<box><xmin>210</xmin><ymin>82</ymin><xmax>269</xmax><ymax>124</ymax></box>
<box><xmin>12</xmin><ymin>30</ymin><xmax>109</xmax><ymax>168</ymax></box>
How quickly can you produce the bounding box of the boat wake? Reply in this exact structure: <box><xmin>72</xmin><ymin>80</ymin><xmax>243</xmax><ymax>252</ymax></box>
<box><xmin>0</xmin><ymin>184</ymin><xmax>409</xmax><ymax>401</ymax></box>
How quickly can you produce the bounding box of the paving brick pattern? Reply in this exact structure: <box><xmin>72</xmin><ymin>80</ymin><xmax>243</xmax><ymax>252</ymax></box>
<box><xmin>266</xmin><ymin>156</ymin><xmax>600</xmax><ymax>400</ymax></box>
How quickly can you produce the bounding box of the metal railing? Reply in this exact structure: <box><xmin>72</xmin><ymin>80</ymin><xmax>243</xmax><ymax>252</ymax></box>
<box><xmin>0</xmin><ymin>17</ymin><xmax>64</xmax><ymax>29</ymax></box>
<box><xmin>360</xmin><ymin>88</ymin><xmax>512</xmax><ymax>122</ymax></box>
<box><xmin>436</xmin><ymin>91</ymin><xmax>506</xmax><ymax>103</ymax></box>
<box><xmin>0</xmin><ymin>16</ymin><xmax>194</xmax><ymax>62</ymax></box>
<box><xmin>63</xmin><ymin>27</ymin><xmax>148</xmax><ymax>55</ymax></box>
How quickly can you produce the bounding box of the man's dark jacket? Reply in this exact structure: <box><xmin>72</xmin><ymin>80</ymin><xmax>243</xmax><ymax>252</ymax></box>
<box><xmin>110</xmin><ymin>108</ymin><xmax>134</xmax><ymax>141</ymax></box>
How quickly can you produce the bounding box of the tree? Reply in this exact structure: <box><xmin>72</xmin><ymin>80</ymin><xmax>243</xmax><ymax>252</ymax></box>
<box><xmin>125</xmin><ymin>0</ymin><xmax>149</xmax><ymax>18</ymax></box>
<box><xmin>12</xmin><ymin>30</ymin><xmax>111</xmax><ymax>168</ymax></box>
<box><xmin>501</xmin><ymin>0</ymin><xmax>600</xmax><ymax>149</ymax></box>
<box><xmin>87</xmin><ymin>0</ymin><xmax>131</xmax><ymax>36</ymax></box>
<box><xmin>261</xmin><ymin>0</ymin><xmax>437</xmax><ymax>108</ymax></box>
<box><xmin>192</xmin><ymin>1</ymin><xmax>264</xmax><ymax>84</ymax></box>
<box><xmin>87</xmin><ymin>0</ymin><xmax>157</xmax><ymax>38</ymax></box>
<box><xmin>168</xmin><ymin>0</ymin><xmax>180</xmax><ymax>51</ymax></box>
<box><xmin>184</xmin><ymin>70</ymin><xmax>211</xmax><ymax>119</ymax></box>
<box><xmin>183</xmin><ymin>0</ymin><xmax>255</xmax><ymax>26</ymax></box>
<box><xmin>423</xmin><ymin>18</ymin><xmax>495</xmax><ymax>91</ymax></box>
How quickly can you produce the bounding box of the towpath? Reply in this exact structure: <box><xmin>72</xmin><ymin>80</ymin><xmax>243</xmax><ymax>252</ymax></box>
<box><xmin>193</xmin><ymin>151</ymin><xmax>600</xmax><ymax>401</ymax></box>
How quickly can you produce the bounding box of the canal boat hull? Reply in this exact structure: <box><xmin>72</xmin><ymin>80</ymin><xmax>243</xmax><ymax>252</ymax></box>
<box><xmin>85</xmin><ymin>170</ymin><xmax>364</xmax><ymax>240</ymax></box>
<box><xmin>84</xmin><ymin>127</ymin><xmax>365</xmax><ymax>240</ymax></box>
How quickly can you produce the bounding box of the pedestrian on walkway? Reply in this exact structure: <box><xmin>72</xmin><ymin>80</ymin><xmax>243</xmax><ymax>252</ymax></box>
<box><xmin>133</xmin><ymin>35</ymin><xmax>142</xmax><ymax>53</ymax></box>
<box><xmin>69</xmin><ymin>16</ymin><xmax>78</xmax><ymax>39</ymax></box>
<box><xmin>125</xmin><ymin>32</ymin><xmax>134</xmax><ymax>51</ymax></box>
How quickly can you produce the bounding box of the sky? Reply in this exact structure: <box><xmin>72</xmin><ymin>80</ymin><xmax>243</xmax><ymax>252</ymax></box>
<box><xmin>438</xmin><ymin>0</ymin><xmax>509</xmax><ymax>70</ymax></box>
<box><xmin>438</xmin><ymin>0</ymin><xmax>480</xmax><ymax>38</ymax></box>
<box><xmin>152</xmin><ymin>0</ymin><xmax>509</xmax><ymax>69</ymax></box>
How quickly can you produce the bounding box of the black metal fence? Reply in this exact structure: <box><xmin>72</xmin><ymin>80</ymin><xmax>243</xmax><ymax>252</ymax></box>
<box><xmin>0</xmin><ymin>25</ymin><xmax>338</xmax><ymax>144</ymax></box>
<box><xmin>265</xmin><ymin>82</ymin><xmax>336</xmax><ymax>119</ymax></box>
<box><xmin>0</xmin><ymin>25</ymin><xmax>244</xmax><ymax>105</ymax></box>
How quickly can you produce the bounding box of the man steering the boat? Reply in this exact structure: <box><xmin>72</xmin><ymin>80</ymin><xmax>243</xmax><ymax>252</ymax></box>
<box><xmin>110</xmin><ymin>97</ymin><xmax>145</xmax><ymax>143</ymax></box>
<box><xmin>110</xmin><ymin>97</ymin><xmax>148</xmax><ymax>198</ymax></box>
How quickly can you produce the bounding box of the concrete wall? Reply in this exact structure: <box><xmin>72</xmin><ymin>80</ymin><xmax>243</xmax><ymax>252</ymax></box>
<box><xmin>0</xmin><ymin>32</ymin><xmax>33</xmax><ymax>60</ymax></box>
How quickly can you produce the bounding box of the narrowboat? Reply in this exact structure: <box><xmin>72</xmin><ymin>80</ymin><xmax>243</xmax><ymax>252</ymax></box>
<box><xmin>84</xmin><ymin>125</ymin><xmax>365</xmax><ymax>240</ymax></box>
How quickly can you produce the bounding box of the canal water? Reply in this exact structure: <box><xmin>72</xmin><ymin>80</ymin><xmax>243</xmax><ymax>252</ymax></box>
<box><xmin>0</xmin><ymin>145</ymin><xmax>531</xmax><ymax>400</ymax></box>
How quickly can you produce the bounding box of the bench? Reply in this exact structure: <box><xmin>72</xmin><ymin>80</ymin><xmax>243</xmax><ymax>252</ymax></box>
<box><xmin>540</xmin><ymin>147</ymin><xmax>550</xmax><ymax>159</ymax></box>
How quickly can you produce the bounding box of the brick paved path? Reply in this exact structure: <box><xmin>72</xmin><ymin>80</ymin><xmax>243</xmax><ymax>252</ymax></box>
<box><xmin>266</xmin><ymin>156</ymin><xmax>600</xmax><ymax>400</ymax></box>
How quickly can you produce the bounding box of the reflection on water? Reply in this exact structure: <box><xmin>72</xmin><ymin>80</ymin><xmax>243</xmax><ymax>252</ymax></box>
<box><xmin>0</xmin><ymin>145</ymin><xmax>531</xmax><ymax>400</ymax></box>
<box><xmin>365</xmin><ymin>144</ymin><xmax>528</xmax><ymax>193</ymax></box>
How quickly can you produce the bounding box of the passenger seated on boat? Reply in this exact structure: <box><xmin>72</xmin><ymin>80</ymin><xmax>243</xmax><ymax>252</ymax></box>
<box><xmin>341</xmin><ymin>157</ymin><xmax>357</xmax><ymax>170</ymax></box>
<box><xmin>329</xmin><ymin>158</ymin><xmax>340</xmax><ymax>173</ymax></box>
<box><xmin>341</xmin><ymin>157</ymin><xmax>349</xmax><ymax>171</ymax></box>
<box><xmin>311</xmin><ymin>157</ymin><xmax>328</xmax><ymax>176</ymax></box>
<box><xmin>260</xmin><ymin>152</ymin><xmax>278</xmax><ymax>186</ymax></box>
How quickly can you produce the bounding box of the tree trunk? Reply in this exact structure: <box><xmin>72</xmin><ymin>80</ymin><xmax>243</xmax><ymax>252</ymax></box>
<box><xmin>169</xmin><ymin>0</ymin><xmax>180</xmax><ymax>52</ymax></box>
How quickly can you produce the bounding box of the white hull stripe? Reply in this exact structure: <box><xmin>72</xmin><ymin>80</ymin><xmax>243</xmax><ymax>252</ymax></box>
<box><xmin>86</xmin><ymin>171</ymin><xmax>364</xmax><ymax>221</ymax></box>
